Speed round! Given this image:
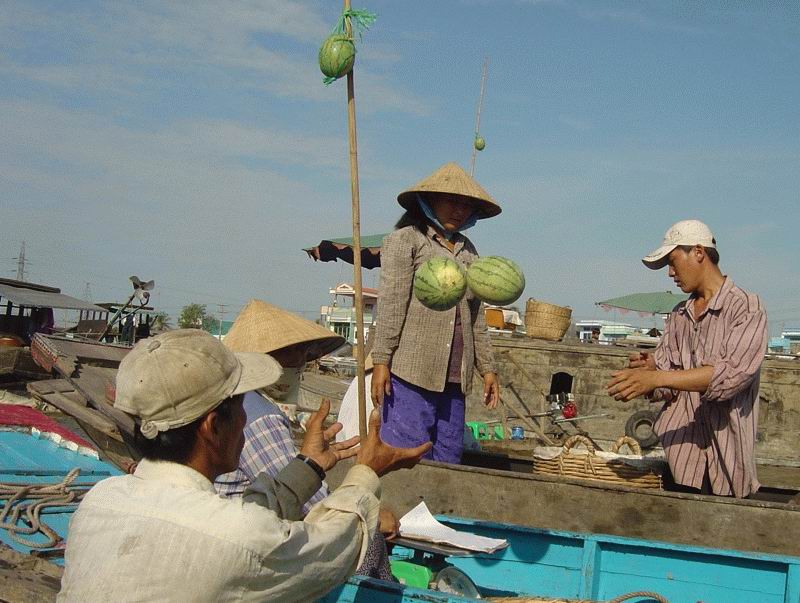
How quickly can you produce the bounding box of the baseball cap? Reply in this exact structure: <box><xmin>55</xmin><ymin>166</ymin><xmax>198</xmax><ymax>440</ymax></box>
<box><xmin>642</xmin><ymin>220</ymin><xmax>716</xmax><ymax>270</ymax></box>
<box><xmin>115</xmin><ymin>329</ymin><xmax>282</xmax><ymax>439</ymax></box>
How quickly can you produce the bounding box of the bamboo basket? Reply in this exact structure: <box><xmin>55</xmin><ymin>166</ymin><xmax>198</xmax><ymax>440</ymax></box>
<box><xmin>532</xmin><ymin>435</ymin><xmax>663</xmax><ymax>490</ymax></box>
<box><xmin>524</xmin><ymin>299</ymin><xmax>572</xmax><ymax>341</ymax></box>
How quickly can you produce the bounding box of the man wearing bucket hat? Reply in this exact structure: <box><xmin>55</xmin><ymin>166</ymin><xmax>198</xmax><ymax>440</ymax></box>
<box><xmin>371</xmin><ymin>162</ymin><xmax>500</xmax><ymax>465</ymax></box>
<box><xmin>215</xmin><ymin>299</ymin><xmax>345</xmax><ymax>513</ymax></box>
<box><xmin>58</xmin><ymin>329</ymin><xmax>431</xmax><ymax>601</ymax></box>
<box><xmin>607</xmin><ymin>220</ymin><xmax>768</xmax><ymax>498</ymax></box>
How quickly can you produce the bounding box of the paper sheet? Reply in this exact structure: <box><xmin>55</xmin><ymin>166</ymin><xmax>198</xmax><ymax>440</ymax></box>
<box><xmin>399</xmin><ymin>502</ymin><xmax>508</xmax><ymax>553</ymax></box>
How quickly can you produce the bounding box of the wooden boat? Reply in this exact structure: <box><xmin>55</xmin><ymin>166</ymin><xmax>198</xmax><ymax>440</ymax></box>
<box><xmin>0</xmin><ymin>403</ymin><xmax>123</xmax><ymax>601</ymax></box>
<box><xmin>321</xmin><ymin>515</ymin><xmax>800</xmax><ymax>602</ymax></box>
<box><xmin>327</xmin><ymin>455</ymin><xmax>800</xmax><ymax>559</ymax></box>
<box><xmin>26</xmin><ymin>333</ymin><xmax>800</xmax><ymax>560</ymax></box>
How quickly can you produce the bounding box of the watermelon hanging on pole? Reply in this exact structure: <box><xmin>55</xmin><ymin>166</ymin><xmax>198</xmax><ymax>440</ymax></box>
<box><xmin>466</xmin><ymin>256</ymin><xmax>525</xmax><ymax>305</ymax></box>
<box><xmin>319</xmin><ymin>34</ymin><xmax>356</xmax><ymax>81</ymax></box>
<box><xmin>414</xmin><ymin>257</ymin><xmax>467</xmax><ymax>311</ymax></box>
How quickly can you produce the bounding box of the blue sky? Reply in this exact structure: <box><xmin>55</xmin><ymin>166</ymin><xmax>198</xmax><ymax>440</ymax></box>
<box><xmin>2</xmin><ymin>1</ymin><xmax>798</xmax><ymax>333</ymax></box>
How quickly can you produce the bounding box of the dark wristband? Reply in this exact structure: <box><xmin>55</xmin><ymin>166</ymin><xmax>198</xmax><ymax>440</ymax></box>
<box><xmin>296</xmin><ymin>454</ymin><xmax>326</xmax><ymax>480</ymax></box>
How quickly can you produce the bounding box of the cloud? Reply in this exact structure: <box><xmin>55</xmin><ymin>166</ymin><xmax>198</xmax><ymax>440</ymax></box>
<box><xmin>0</xmin><ymin>1</ymin><xmax>430</xmax><ymax>116</ymax></box>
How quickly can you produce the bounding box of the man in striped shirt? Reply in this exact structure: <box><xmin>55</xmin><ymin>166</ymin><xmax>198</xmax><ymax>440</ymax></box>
<box><xmin>607</xmin><ymin>220</ymin><xmax>768</xmax><ymax>498</ymax></box>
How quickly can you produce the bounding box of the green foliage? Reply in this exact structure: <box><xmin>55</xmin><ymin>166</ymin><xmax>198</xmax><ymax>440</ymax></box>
<box><xmin>178</xmin><ymin>303</ymin><xmax>208</xmax><ymax>329</ymax></box>
<box><xmin>151</xmin><ymin>311</ymin><xmax>172</xmax><ymax>331</ymax></box>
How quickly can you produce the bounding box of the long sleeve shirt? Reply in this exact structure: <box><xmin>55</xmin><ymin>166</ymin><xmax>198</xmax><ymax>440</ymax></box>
<box><xmin>371</xmin><ymin>225</ymin><xmax>496</xmax><ymax>394</ymax></box>
<box><xmin>652</xmin><ymin>277</ymin><xmax>768</xmax><ymax>498</ymax></box>
<box><xmin>215</xmin><ymin>391</ymin><xmax>328</xmax><ymax>516</ymax></box>
<box><xmin>57</xmin><ymin>458</ymin><xmax>380</xmax><ymax>602</ymax></box>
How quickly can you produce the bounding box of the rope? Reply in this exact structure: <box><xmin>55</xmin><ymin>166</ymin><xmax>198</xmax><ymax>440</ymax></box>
<box><xmin>0</xmin><ymin>468</ymin><xmax>83</xmax><ymax>548</ymax></box>
<box><xmin>608</xmin><ymin>592</ymin><xmax>669</xmax><ymax>603</ymax></box>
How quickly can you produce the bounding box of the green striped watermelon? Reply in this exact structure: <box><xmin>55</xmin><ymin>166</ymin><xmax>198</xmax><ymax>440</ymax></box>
<box><xmin>413</xmin><ymin>257</ymin><xmax>467</xmax><ymax>311</ymax></box>
<box><xmin>466</xmin><ymin>256</ymin><xmax>525</xmax><ymax>305</ymax></box>
<box><xmin>318</xmin><ymin>35</ymin><xmax>355</xmax><ymax>80</ymax></box>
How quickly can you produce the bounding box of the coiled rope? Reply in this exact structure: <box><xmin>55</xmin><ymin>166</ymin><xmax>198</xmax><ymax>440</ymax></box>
<box><xmin>0</xmin><ymin>468</ymin><xmax>84</xmax><ymax>549</ymax></box>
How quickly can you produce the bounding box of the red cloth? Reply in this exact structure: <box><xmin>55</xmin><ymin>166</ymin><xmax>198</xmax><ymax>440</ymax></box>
<box><xmin>0</xmin><ymin>404</ymin><xmax>95</xmax><ymax>450</ymax></box>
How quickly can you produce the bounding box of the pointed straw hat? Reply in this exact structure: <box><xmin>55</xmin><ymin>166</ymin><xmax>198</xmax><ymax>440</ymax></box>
<box><xmin>224</xmin><ymin>299</ymin><xmax>344</xmax><ymax>362</ymax></box>
<box><xmin>397</xmin><ymin>162</ymin><xmax>501</xmax><ymax>219</ymax></box>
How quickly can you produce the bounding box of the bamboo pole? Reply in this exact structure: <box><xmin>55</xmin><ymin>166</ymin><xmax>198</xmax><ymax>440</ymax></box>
<box><xmin>343</xmin><ymin>0</ymin><xmax>368</xmax><ymax>440</ymax></box>
<box><xmin>469</xmin><ymin>57</ymin><xmax>489</xmax><ymax>177</ymax></box>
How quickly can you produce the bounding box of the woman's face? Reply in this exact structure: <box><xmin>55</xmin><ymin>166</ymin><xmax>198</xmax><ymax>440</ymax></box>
<box><xmin>428</xmin><ymin>194</ymin><xmax>475</xmax><ymax>232</ymax></box>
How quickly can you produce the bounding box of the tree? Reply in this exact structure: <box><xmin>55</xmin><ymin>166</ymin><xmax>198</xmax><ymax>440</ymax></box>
<box><xmin>151</xmin><ymin>311</ymin><xmax>172</xmax><ymax>332</ymax></box>
<box><xmin>178</xmin><ymin>304</ymin><xmax>208</xmax><ymax>329</ymax></box>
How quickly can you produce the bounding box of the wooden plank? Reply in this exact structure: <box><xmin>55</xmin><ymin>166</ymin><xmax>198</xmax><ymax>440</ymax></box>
<box><xmin>28</xmin><ymin>385</ymin><xmax>122</xmax><ymax>442</ymax></box>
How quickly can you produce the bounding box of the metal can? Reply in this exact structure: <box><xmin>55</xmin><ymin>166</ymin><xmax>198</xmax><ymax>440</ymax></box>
<box><xmin>511</xmin><ymin>426</ymin><xmax>525</xmax><ymax>440</ymax></box>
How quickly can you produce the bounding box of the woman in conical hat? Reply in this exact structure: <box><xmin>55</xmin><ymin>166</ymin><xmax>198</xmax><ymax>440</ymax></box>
<box><xmin>370</xmin><ymin>162</ymin><xmax>500</xmax><ymax>465</ymax></box>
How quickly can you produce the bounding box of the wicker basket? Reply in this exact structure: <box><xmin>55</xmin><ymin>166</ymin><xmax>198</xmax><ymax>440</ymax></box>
<box><xmin>532</xmin><ymin>435</ymin><xmax>663</xmax><ymax>490</ymax></box>
<box><xmin>524</xmin><ymin>299</ymin><xmax>572</xmax><ymax>341</ymax></box>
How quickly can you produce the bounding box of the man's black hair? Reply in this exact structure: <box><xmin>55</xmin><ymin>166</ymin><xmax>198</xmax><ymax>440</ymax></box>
<box><xmin>678</xmin><ymin>244</ymin><xmax>720</xmax><ymax>265</ymax></box>
<box><xmin>134</xmin><ymin>396</ymin><xmax>237</xmax><ymax>464</ymax></box>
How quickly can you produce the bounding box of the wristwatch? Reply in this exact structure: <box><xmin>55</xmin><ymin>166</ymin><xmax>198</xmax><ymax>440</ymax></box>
<box><xmin>296</xmin><ymin>453</ymin><xmax>326</xmax><ymax>480</ymax></box>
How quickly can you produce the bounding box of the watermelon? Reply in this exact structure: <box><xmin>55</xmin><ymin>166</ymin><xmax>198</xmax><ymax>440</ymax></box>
<box><xmin>413</xmin><ymin>257</ymin><xmax>467</xmax><ymax>311</ymax></box>
<box><xmin>466</xmin><ymin>256</ymin><xmax>525</xmax><ymax>306</ymax></box>
<box><xmin>318</xmin><ymin>34</ymin><xmax>356</xmax><ymax>80</ymax></box>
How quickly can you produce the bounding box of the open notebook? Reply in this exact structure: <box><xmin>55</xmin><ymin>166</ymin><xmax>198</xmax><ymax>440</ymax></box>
<box><xmin>398</xmin><ymin>502</ymin><xmax>508</xmax><ymax>554</ymax></box>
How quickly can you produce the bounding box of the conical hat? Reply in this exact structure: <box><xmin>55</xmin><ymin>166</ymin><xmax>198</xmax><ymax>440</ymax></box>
<box><xmin>397</xmin><ymin>162</ymin><xmax>501</xmax><ymax>219</ymax></box>
<box><xmin>224</xmin><ymin>299</ymin><xmax>344</xmax><ymax>362</ymax></box>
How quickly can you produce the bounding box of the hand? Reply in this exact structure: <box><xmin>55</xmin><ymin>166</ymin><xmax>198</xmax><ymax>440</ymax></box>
<box><xmin>356</xmin><ymin>408</ymin><xmax>432</xmax><ymax>477</ymax></box>
<box><xmin>607</xmin><ymin>368</ymin><xmax>661</xmax><ymax>402</ymax></box>
<box><xmin>370</xmin><ymin>364</ymin><xmax>392</xmax><ymax>408</ymax></box>
<box><xmin>299</xmin><ymin>399</ymin><xmax>361</xmax><ymax>472</ymax></box>
<box><xmin>378</xmin><ymin>506</ymin><xmax>400</xmax><ymax>540</ymax></box>
<box><xmin>628</xmin><ymin>351</ymin><xmax>656</xmax><ymax>370</ymax></box>
<box><xmin>483</xmin><ymin>372</ymin><xmax>499</xmax><ymax>409</ymax></box>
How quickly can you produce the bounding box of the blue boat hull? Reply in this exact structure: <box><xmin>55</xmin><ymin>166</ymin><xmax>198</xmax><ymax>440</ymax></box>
<box><xmin>322</xmin><ymin>516</ymin><xmax>800</xmax><ymax>602</ymax></box>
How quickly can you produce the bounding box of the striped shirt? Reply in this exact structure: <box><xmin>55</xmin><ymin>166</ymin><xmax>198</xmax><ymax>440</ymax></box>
<box><xmin>652</xmin><ymin>277</ymin><xmax>768</xmax><ymax>498</ymax></box>
<box><xmin>215</xmin><ymin>391</ymin><xmax>328</xmax><ymax>514</ymax></box>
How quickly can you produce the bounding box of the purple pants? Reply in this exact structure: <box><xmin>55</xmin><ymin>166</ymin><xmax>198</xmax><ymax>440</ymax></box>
<box><xmin>380</xmin><ymin>374</ymin><xmax>465</xmax><ymax>464</ymax></box>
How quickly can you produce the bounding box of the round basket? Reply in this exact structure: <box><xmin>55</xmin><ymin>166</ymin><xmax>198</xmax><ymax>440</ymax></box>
<box><xmin>524</xmin><ymin>299</ymin><xmax>572</xmax><ymax>341</ymax></box>
<box><xmin>532</xmin><ymin>435</ymin><xmax>662</xmax><ymax>490</ymax></box>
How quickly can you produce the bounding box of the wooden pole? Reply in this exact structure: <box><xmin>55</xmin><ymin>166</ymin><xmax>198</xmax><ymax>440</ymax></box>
<box><xmin>469</xmin><ymin>57</ymin><xmax>489</xmax><ymax>177</ymax></box>
<box><xmin>343</xmin><ymin>0</ymin><xmax>368</xmax><ymax>440</ymax></box>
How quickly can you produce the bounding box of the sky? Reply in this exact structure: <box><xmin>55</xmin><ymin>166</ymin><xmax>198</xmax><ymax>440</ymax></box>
<box><xmin>2</xmin><ymin>1</ymin><xmax>798</xmax><ymax>334</ymax></box>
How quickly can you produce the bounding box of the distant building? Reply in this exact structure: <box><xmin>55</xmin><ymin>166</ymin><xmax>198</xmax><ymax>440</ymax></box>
<box><xmin>575</xmin><ymin>319</ymin><xmax>638</xmax><ymax>345</ymax></box>
<box><xmin>203</xmin><ymin>319</ymin><xmax>234</xmax><ymax>340</ymax></box>
<box><xmin>768</xmin><ymin>328</ymin><xmax>800</xmax><ymax>355</ymax></box>
<box><xmin>320</xmin><ymin>283</ymin><xmax>377</xmax><ymax>345</ymax></box>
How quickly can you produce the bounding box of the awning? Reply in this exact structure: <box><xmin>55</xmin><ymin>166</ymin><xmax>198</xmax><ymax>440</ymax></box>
<box><xmin>597</xmin><ymin>291</ymin><xmax>689</xmax><ymax>316</ymax></box>
<box><xmin>304</xmin><ymin>234</ymin><xmax>387</xmax><ymax>270</ymax></box>
<box><xmin>0</xmin><ymin>283</ymin><xmax>107</xmax><ymax>312</ymax></box>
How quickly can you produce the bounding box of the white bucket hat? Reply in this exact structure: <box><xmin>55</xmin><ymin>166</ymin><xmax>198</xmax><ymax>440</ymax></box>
<box><xmin>115</xmin><ymin>329</ymin><xmax>282</xmax><ymax>439</ymax></box>
<box><xmin>642</xmin><ymin>220</ymin><xmax>716</xmax><ymax>270</ymax></box>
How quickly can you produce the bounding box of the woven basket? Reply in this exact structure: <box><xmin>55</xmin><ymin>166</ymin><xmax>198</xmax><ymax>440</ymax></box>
<box><xmin>524</xmin><ymin>299</ymin><xmax>572</xmax><ymax>341</ymax></box>
<box><xmin>532</xmin><ymin>435</ymin><xmax>662</xmax><ymax>490</ymax></box>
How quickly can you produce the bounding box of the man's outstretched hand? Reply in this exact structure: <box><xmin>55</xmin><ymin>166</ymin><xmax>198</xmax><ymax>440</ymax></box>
<box><xmin>299</xmin><ymin>399</ymin><xmax>360</xmax><ymax>472</ymax></box>
<box><xmin>357</xmin><ymin>408</ymin><xmax>431</xmax><ymax>477</ymax></box>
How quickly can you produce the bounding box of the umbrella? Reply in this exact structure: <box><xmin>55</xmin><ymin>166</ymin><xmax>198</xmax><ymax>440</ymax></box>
<box><xmin>597</xmin><ymin>291</ymin><xmax>689</xmax><ymax>316</ymax></box>
<box><xmin>303</xmin><ymin>234</ymin><xmax>387</xmax><ymax>270</ymax></box>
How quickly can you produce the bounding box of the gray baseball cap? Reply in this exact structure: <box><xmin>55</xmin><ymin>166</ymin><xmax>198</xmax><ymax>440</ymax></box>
<box><xmin>115</xmin><ymin>329</ymin><xmax>282</xmax><ymax>439</ymax></box>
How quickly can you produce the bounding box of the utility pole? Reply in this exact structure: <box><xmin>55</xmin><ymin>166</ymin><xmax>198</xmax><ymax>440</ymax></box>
<box><xmin>217</xmin><ymin>303</ymin><xmax>227</xmax><ymax>339</ymax></box>
<box><xmin>13</xmin><ymin>241</ymin><xmax>27</xmax><ymax>281</ymax></box>
<box><xmin>83</xmin><ymin>282</ymin><xmax>93</xmax><ymax>302</ymax></box>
